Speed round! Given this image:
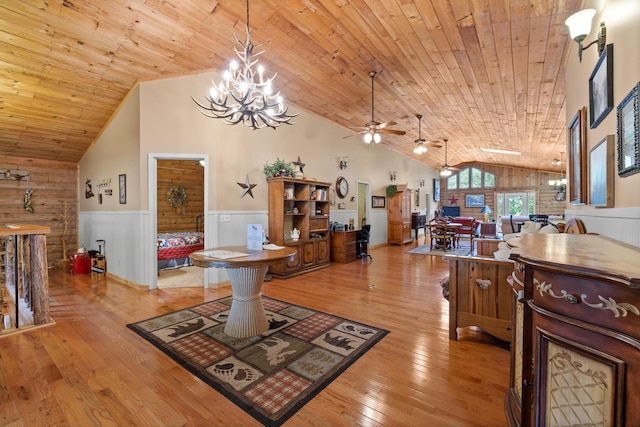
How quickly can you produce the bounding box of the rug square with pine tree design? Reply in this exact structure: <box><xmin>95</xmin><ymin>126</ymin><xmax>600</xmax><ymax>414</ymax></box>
<box><xmin>127</xmin><ymin>296</ymin><xmax>388</xmax><ymax>426</ymax></box>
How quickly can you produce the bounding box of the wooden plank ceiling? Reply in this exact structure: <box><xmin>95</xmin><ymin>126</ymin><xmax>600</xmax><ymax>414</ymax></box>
<box><xmin>0</xmin><ymin>0</ymin><xmax>583</xmax><ymax>172</ymax></box>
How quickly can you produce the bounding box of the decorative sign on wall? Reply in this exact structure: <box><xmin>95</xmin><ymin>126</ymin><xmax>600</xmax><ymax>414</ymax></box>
<box><xmin>85</xmin><ymin>179</ymin><xmax>95</xmax><ymax>198</ymax></box>
<box><xmin>24</xmin><ymin>188</ymin><xmax>34</xmax><ymax>213</ymax></box>
<box><xmin>97</xmin><ymin>178</ymin><xmax>111</xmax><ymax>188</ymax></box>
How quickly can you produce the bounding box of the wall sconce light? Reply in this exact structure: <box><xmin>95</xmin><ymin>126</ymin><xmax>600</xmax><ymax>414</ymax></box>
<box><xmin>389</xmin><ymin>171</ymin><xmax>397</xmax><ymax>182</ymax></box>
<box><xmin>419</xmin><ymin>179</ymin><xmax>425</xmax><ymax>187</ymax></box>
<box><xmin>338</xmin><ymin>157</ymin><xmax>348</xmax><ymax>170</ymax></box>
<box><xmin>565</xmin><ymin>9</ymin><xmax>606</xmax><ymax>62</ymax></box>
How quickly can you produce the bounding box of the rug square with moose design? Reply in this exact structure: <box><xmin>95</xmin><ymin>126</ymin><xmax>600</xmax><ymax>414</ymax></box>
<box><xmin>127</xmin><ymin>296</ymin><xmax>388</xmax><ymax>427</ymax></box>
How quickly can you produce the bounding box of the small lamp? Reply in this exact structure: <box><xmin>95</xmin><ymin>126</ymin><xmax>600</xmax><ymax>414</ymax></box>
<box><xmin>480</xmin><ymin>205</ymin><xmax>492</xmax><ymax>223</ymax></box>
<box><xmin>564</xmin><ymin>9</ymin><xmax>606</xmax><ymax>62</ymax></box>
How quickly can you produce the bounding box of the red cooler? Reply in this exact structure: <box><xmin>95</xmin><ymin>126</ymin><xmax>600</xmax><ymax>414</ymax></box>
<box><xmin>69</xmin><ymin>252</ymin><xmax>91</xmax><ymax>275</ymax></box>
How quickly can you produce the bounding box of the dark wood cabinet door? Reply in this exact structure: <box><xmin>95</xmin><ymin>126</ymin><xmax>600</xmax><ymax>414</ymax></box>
<box><xmin>301</xmin><ymin>241</ymin><xmax>315</xmax><ymax>266</ymax></box>
<box><xmin>316</xmin><ymin>238</ymin><xmax>329</xmax><ymax>263</ymax></box>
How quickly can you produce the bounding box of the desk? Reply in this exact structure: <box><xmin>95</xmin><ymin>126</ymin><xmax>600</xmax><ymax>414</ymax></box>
<box><xmin>190</xmin><ymin>246</ymin><xmax>296</xmax><ymax>338</ymax></box>
<box><xmin>330</xmin><ymin>230</ymin><xmax>357</xmax><ymax>263</ymax></box>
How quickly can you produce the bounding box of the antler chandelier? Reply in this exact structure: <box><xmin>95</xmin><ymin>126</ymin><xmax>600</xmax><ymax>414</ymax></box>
<box><xmin>192</xmin><ymin>0</ymin><xmax>296</xmax><ymax>130</ymax></box>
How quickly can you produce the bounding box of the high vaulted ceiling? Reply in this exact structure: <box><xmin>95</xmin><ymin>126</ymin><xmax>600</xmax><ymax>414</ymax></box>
<box><xmin>0</xmin><ymin>0</ymin><xmax>582</xmax><ymax>173</ymax></box>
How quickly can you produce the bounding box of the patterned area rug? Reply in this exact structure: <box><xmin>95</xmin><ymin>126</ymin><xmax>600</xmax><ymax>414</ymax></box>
<box><xmin>407</xmin><ymin>242</ymin><xmax>472</xmax><ymax>256</ymax></box>
<box><xmin>127</xmin><ymin>296</ymin><xmax>388</xmax><ymax>426</ymax></box>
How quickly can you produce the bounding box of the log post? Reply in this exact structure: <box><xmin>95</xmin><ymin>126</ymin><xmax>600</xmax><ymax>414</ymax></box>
<box><xmin>30</xmin><ymin>234</ymin><xmax>50</xmax><ymax>325</ymax></box>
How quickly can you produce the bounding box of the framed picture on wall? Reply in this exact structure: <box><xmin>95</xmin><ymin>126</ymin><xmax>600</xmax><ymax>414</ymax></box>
<box><xmin>465</xmin><ymin>194</ymin><xmax>484</xmax><ymax>207</ymax></box>
<box><xmin>119</xmin><ymin>174</ymin><xmax>127</xmax><ymax>204</ymax></box>
<box><xmin>589</xmin><ymin>135</ymin><xmax>614</xmax><ymax>207</ymax></box>
<box><xmin>372</xmin><ymin>195</ymin><xmax>386</xmax><ymax>208</ymax></box>
<box><xmin>568</xmin><ymin>107</ymin><xmax>587</xmax><ymax>205</ymax></box>
<box><xmin>433</xmin><ymin>179</ymin><xmax>440</xmax><ymax>202</ymax></box>
<box><xmin>589</xmin><ymin>44</ymin><xmax>614</xmax><ymax>129</ymax></box>
<box><xmin>617</xmin><ymin>82</ymin><xmax>640</xmax><ymax>177</ymax></box>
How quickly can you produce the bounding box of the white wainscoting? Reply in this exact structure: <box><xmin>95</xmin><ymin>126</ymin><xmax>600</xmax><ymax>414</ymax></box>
<box><xmin>79</xmin><ymin>211</ymin><xmax>150</xmax><ymax>286</ymax></box>
<box><xmin>80</xmin><ymin>208</ymin><xmax>392</xmax><ymax>288</ymax></box>
<box><xmin>564</xmin><ymin>207</ymin><xmax>640</xmax><ymax>248</ymax></box>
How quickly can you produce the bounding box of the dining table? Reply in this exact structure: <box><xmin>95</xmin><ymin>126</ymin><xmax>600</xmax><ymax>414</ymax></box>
<box><xmin>190</xmin><ymin>245</ymin><xmax>296</xmax><ymax>338</ymax></box>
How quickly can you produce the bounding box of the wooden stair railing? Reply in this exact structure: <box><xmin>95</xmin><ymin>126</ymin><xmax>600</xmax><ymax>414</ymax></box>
<box><xmin>1</xmin><ymin>224</ymin><xmax>51</xmax><ymax>333</ymax></box>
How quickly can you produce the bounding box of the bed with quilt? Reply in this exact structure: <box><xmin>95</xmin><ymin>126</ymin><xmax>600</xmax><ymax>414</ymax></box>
<box><xmin>157</xmin><ymin>215</ymin><xmax>205</xmax><ymax>270</ymax></box>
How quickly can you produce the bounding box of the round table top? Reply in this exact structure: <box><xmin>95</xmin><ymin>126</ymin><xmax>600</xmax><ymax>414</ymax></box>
<box><xmin>190</xmin><ymin>245</ymin><xmax>297</xmax><ymax>269</ymax></box>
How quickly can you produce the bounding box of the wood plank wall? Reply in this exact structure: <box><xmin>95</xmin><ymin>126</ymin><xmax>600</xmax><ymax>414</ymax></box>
<box><xmin>156</xmin><ymin>159</ymin><xmax>204</xmax><ymax>233</ymax></box>
<box><xmin>439</xmin><ymin>163</ymin><xmax>565</xmax><ymax>219</ymax></box>
<box><xmin>0</xmin><ymin>155</ymin><xmax>78</xmax><ymax>266</ymax></box>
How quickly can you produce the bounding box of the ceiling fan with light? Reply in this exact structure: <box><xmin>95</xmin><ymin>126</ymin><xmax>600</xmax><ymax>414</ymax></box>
<box><xmin>348</xmin><ymin>71</ymin><xmax>406</xmax><ymax>143</ymax></box>
<box><xmin>413</xmin><ymin>114</ymin><xmax>441</xmax><ymax>154</ymax></box>
<box><xmin>439</xmin><ymin>138</ymin><xmax>460</xmax><ymax>177</ymax></box>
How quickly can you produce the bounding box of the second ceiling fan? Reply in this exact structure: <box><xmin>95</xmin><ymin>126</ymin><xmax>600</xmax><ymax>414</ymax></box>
<box><xmin>439</xmin><ymin>138</ymin><xmax>460</xmax><ymax>177</ymax></box>
<box><xmin>413</xmin><ymin>114</ymin><xmax>441</xmax><ymax>154</ymax></box>
<box><xmin>349</xmin><ymin>71</ymin><xmax>406</xmax><ymax>143</ymax></box>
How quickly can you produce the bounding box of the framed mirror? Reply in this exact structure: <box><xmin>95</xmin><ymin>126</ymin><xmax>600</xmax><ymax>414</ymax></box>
<box><xmin>617</xmin><ymin>82</ymin><xmax>640</xmax><ymax>177</ymax></box>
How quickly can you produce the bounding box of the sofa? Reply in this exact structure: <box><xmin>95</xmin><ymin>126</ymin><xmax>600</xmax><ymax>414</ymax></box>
<box><xmin>499</xmin><ymin>215</ymin><xmax>563</xmax><ymax>234</ymax></box>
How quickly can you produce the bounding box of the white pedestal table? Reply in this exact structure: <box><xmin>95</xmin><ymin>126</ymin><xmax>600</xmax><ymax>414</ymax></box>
<box><xmin>190</xmin><ymin>245</ymin><xmax>296</xmax><ymax>338</ymax></box>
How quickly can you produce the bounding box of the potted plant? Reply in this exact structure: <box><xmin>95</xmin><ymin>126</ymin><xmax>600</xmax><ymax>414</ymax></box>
<box><xmin>263</xmin><ymin>158</ymin><xmax>295</xmax><ymax>177</ymax></box>
<box><xmin>386</xmin><ymin>184</ymin><xmax>397</xmax><ymax>197</ymax></box>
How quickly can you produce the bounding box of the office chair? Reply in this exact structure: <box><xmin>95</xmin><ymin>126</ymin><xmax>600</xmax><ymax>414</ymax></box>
<box><xmin>356</xmin><ymin>224</ymin><xmax>372</xmax><ymax>262</ymax></box>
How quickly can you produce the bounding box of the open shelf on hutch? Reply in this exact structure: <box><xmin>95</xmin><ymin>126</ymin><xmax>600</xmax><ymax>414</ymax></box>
<box><xmin>268</xmin><ymin>177</ymin><xmax>331</xmax><ymax>278</ymax></box>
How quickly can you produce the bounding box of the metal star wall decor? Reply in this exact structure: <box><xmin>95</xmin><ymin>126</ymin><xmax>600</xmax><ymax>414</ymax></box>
<box><xmin>449</xmin><ymin>196</ymin><xmax>458</xmax><ymax>205</ymax></box>
<box><xmin>293</xmin><ymin>156</ymin><xmax>305</xmax><ymax>173</ymax></box>
<box><xmin>237</xmin><ymin>174</ymin><xmax>257</xmax><ymax>198</ymax></box>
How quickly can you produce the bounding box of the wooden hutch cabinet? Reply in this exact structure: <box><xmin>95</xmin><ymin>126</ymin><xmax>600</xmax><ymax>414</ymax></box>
<box><xmin>267</xmin><ymin>177</ymin><xmax>331</xmax><ymax>278</ymax></box>
<box><xmin>505</xmin><ymin>234</ymin><xmax>640</xmax><ymax>427</ymax></box>
<box><xmin>387</xmin><ymin>186</ymin><xmax>413</xmax><ymax>245</ymax></box>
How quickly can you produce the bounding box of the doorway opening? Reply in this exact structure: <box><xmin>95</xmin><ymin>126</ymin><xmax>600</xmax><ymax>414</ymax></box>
<box><xmin>357</xmin><ymin>181</ymin><xmax>370</xmax><ymax>229</ymax></box>
<box><xmin>149</xmin><ymin>154</ymin><xmax>208</xmax><ymax>289</ymax></box>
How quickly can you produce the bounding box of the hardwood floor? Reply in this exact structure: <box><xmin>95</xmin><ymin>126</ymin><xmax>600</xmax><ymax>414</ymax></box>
<box><xmin>0</xmin><ymin>241</ymin><xmax>510</xmax><ymax>426</ymax></box>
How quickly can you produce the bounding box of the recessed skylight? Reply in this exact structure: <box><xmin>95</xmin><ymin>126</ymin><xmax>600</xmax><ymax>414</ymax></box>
<box><xmin>480</xmin><ymin>148</ymin><xmax>522</xmax><ymax>156</ymax></box>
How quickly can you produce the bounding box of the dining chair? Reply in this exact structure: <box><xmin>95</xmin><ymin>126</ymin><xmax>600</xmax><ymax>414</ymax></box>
<box><xmin>430</xmin><ymin>221</ymin><xmax>453</xmax><ymax>251</ymax></box>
